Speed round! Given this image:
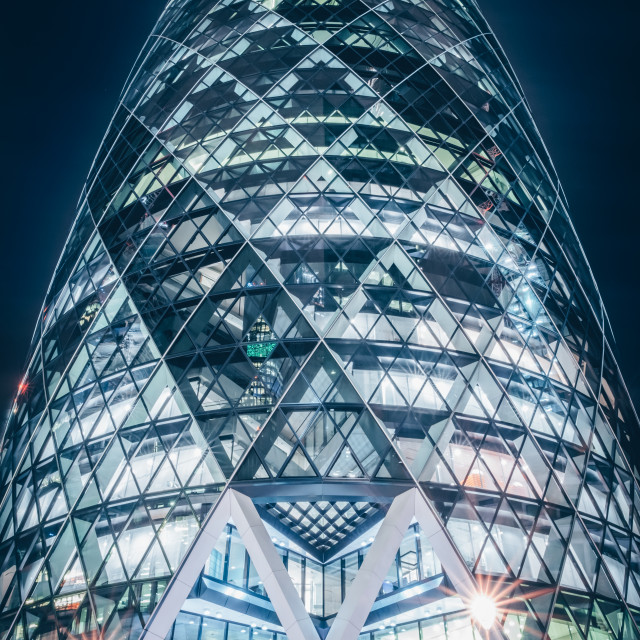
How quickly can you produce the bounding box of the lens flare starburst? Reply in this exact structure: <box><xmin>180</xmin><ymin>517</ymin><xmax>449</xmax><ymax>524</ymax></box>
<box><xmin>444</xmin><ymin>574</ymin><xmax>555</xmax><ymax>637</ymax></box>
<box><xmin>470</xmin><ymin>594</ymin><xmax>498</xmax><ymax>630</ymax></box>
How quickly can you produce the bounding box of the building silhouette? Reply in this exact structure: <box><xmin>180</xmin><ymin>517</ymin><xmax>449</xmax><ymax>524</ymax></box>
<box><xmin>1</xmin><ymin>0</ymin><xmax>639</xmax><ymax>639</ymax></box>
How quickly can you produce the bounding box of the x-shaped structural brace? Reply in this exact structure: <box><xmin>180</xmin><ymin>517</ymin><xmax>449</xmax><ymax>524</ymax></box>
<box><xmin>141</xmin><ymin>487</ymin><xmax>505</xmax><ymax>640</ymax></box>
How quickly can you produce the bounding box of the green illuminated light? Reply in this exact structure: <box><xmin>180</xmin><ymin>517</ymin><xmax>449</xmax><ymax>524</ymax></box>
<box><xmin>246</xmin><ymin>341</ymin><xmax>277</xmax><ymax>359</ymax></box>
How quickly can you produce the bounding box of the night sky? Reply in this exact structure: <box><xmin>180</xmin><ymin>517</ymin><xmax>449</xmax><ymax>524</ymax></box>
<box><xmin>1</xmin><ymin>1</ymin><xmax>638</xmax><ymax>419</ymax></box>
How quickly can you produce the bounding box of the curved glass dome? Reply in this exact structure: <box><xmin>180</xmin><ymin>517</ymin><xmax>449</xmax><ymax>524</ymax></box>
<box><xmin>1</xmin><ymin>1</ymin><xmax>639</xmax><ymax>639</ymax></box>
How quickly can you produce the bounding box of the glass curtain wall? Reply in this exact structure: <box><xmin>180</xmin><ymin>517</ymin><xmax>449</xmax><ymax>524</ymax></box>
<box><xmin>0</xmin><ymin>0</ymin><xmax>639</xmax><ymax>639</ymax></box>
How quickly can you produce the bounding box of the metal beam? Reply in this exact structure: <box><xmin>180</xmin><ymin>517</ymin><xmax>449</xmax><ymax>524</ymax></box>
<box><xmin>229</xmin><ymin>490</ymin><xmax>320</xmax><ymax>640</ymax></box>
<box><xmin>140</xmin><ymin>489</ymin><xmax>320</xmax><ymax>640</ymax></box>
<box><xmin>326</xmin><ymin>489</ymin><xmax>416</xmax><ymax>640</ymax></box>
<box><xmin>327</xmin><ymin>488</ymin><xmax>506</xmax><ymax>640</ymax></box>
<box><xmin>142</xmin><ymin>486</ymin><xmax>507</xmax><ymax>640</ymax></box>
<box><xmin>230</xmin><ymin>479</ymin><xmax>413</xmax><ymax>503</ymax></box>
<box><xmin>141</xmin><ymin>490</ymin><xmax>231</xmax><ymax>640</ymax></box>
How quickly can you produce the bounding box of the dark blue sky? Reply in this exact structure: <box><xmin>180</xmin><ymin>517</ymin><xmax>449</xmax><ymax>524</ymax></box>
<box><xmin>1</xmin><ymin>1</ymin><xmax>638</xmax><ymax>417</ymax></box>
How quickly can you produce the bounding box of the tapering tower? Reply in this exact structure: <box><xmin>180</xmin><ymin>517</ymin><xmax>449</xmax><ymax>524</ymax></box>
<box><xmin>1</xmin><ymin>1</ymin><xmax>639</xmax><ymax>639</ymax></box>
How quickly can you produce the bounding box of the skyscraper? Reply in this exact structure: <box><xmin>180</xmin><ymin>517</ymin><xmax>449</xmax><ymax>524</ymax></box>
<box><xmin>1</xmin><ymin>0</ymin><xmax>639</xmax><ymax>638</ymax></box>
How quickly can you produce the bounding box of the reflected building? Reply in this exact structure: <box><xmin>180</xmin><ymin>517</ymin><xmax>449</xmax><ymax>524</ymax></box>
<box><xmin>1</xmin><ymin>0</ymin><xmax>640</xmax><ymax>639</ymax></box>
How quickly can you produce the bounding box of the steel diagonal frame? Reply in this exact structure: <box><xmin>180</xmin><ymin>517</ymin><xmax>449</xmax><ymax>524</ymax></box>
<box><xmin>141</xmin><ymin>487</ymin><xmax>507</xmax><ymax>640</ymax></box>
<box><xmin>4</xmin><ymin>0</ymin><xmax>638</xmax><ymax>636</ymax></box>
<box><xmin>326</xmin><ymin>487</ymin><xmax>506</xmax><ymax>640</ymax></box>
<box><xmin>140</xmin><ymin>488</ymin><xmax>318</xmax><ymax>640</ymax></box>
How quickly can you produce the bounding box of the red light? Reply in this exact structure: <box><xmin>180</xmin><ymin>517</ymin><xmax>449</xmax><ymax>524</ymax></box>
<box><xmin>18</xmin><ymin>381</ymin><xmax>28</xmax><ymax>395</ymax></box>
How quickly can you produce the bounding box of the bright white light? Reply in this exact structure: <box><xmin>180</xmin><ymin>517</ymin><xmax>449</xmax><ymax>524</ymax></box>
<box><xmin>471</xmin><ymin>594</ymin><xmax>497</xmax><ymax>630</ymax></box>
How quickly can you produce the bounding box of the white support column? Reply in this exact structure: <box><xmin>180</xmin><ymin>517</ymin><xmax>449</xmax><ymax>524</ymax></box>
<box><xmin>141</xmin><ymin>490</ymin><xmax>232</xmax><ymax>640</ymax></box>
<box><xmin>412</xmin><ymin>489</ymin><xmax>505</xmax><ymax>640</ymax></box>
<box><xmin>327</xmin><ymin>488</ymin><xmax>507</xmax><ymax>640</ymax></box>
<box><xmin>228</xmin><ymin>490</ymin><xmax>320</xmax><ymax>640</ymax></box>
<box><xmin>141</xmin><ymin>489</ymin><xmax>320</xmax><ymax>640</ymax></box>
<box><xmin>326</xmin><ymin>489</ymin><xmax>416</xmax><ymax>640</ymax></box>
<box><xmin>142</xmin><ymin>486</ymin><xmax>507</xmax><ymax>640</ymax></box>
<box><xmin>412</xmin><ymin>489</ymin><xmax>476</xmax><ymax>601</ymax></box>
<box><xmin>412</xmin><ymin>491</ymin><xmax>506</xmax><ymax>640</ymax></box>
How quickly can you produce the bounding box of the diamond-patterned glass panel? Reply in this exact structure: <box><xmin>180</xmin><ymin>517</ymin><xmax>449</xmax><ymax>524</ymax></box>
<box><xmin>1</xmin><ymin>0</ymin><xmax>639</xmax><ymax>639</ymax></box>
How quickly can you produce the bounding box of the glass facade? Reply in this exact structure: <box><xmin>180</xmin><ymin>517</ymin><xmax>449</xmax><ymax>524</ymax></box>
<box><xmin>1</xmin><ymin>0</ymin><xmax>639</xmax><ymax>639</ymax></box>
